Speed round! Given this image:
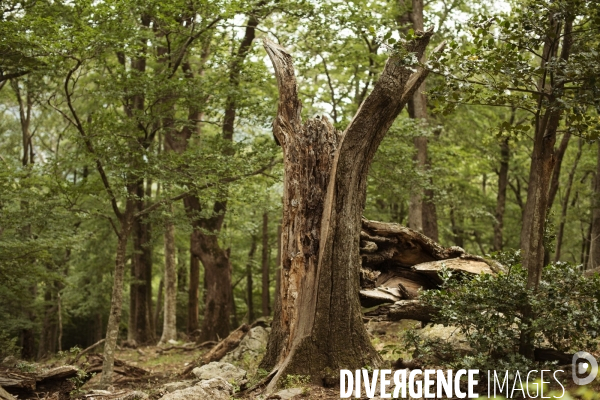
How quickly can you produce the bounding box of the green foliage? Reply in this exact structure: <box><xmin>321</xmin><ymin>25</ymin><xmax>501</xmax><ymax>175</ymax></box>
<box><xmin>410</xmin><ymin>254</ymin><xmax>600</xmax><ymax>371</ymax></box>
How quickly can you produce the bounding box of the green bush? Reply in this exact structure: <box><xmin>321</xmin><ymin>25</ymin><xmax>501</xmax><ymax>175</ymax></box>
<box><xmin>0</xmin><ymin>331</ymin><xmax>20</xmax><ymax>361</ymax></box>
<box><xmin>408</xmin><ymin>252</ymin><xmax>600</xmax><ymax>371</ymax></box>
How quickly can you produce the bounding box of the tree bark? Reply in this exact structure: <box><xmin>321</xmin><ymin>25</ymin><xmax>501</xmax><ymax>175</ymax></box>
<box><xmin>159</xmin><ymin>208</ymin><xmax>177</xmax><ymax>344</ymax></box>
<box><xmin>519</xmin><ymin>15</ymin><xmax>573</xmax><ymax>359</ymax></box>
<box><xmin>100</xmin><ymin>197</ymin><xmax>136</xmax><ymax>386</ymax></box>
<box><xmin>246</xmin><ymin>234</ymin><xmax>257</xmax><ymax>323</ymax></box>
<box><xmin>494</xmin><ymin>136</ymin><xmax>510</xmax><ymax>251</ymax></box>
<box><xmin>588</xmin><ymin>141</ymin><xmax>600</xmax><ymax>269</ymax></box>
<box><xmin>131</xmin><ymin>180</ymin><xmax>154</xmax><ymax>345</ymax></box>
<box><xmin>153</xmin><ymin>278</ymin><xmax>163</xmax><ymax>337</ymax></box>
<box><xmin>259</xmin><ymin>32</ymin><xmax>436</xmax><ymax>390</ymax></box>
<box><xmin>555</xmin><ymin>139</ymin><xmax>582</xmax><ymax>262</ymax></box>
<box><xmin>404</xmin><ymin>0</ymin><xmax>438</xmax><ymax>241</ymax></box>
<box><xmin>261</xmin><ymin>212</ymin><xmax>270</xmax><ymax>317</ymax></box>
<box><xmin>188</xmin><ymin>250</ymin><xmax>200</xmax><ymax>335</ymax></box>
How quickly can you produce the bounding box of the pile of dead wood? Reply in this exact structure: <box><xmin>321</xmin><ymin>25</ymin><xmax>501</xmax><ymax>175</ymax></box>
<box><xmin>0</xmin><ymin>365</ymin><xmax>81</xmax><ymax>400</ymax></box>
<box><xmin>359</xmin><ymin>218</ymin><xmax>500</xmax><ymax>322</ymax></box>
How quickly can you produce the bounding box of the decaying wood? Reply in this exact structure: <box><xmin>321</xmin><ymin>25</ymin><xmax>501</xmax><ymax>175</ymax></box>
<box><xmin>71</xmin><ymin>339</ymin><xmax>105</xmax><ymax>364</ymax></box>
<box><xmin>0</xmin><ymin>371</ymin><xmax>36</xmax><ymax>391</ymax></box>
<box><xmin>84</xmin><ymin>354</ymin><xmax>148</xmax><ymax>378</ymax></box>
<box><xmin>37</xmin><ymin>365</ymin><xmax>80</xmax><ymax>381</ymax></box>
<box><xmin>182</xmin><ymin>324</ymin><xmax>250</xmax><ymax>376</ymax></box>
<box><xmin>361</xmin><ymin>218</ymin><xmax>466</xmax><ymax>268</ymax></box>
<box><xmin>358</xmin><ymin>219</ymin><xmax>498</xmax><ymax>318</ymax></box>
<box><xmin>364</xmin><ymin>300</ymin><xmax>436</xmax><ymax>322</ymax></box>
<box><xmin>0</xmin><ymin>385</ymin><xmax>15</xmax><ymax>400</ymax></box>
<box><xmin>411</xmin><ymin>257</ymin><xmax>494</xmax><ymax>284</ymax></box>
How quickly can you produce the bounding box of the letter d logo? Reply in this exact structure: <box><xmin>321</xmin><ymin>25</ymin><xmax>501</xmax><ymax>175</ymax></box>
<box><xmin>572</xmin><ymin>351</ymin><xmax>598</xmax><ymax>385</ymax></box>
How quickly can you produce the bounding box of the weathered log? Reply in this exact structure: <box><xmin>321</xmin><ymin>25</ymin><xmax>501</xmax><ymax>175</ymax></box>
<box><xmin>411</xmin><ymin>257</ymin><xmax>494</xmax><ymax>284</ymax></box>
<box><xmin>182</xmin><ymin>324</ymin><xmax>250</xmax><ymax>376</ymax></box>
<box><xmin>360</xmin><ymin>288</ymin><xmax>402</xmax><ymax>307</ymax></box>
<box><xmin>365</xmin><ymin>300</ymin><xmax>436</xmax><ymax>322</ymax></box>
<box><xmin>36</xmin><ymin>365</ymin><xmax>79</xmax><ymax>382</ymax></box>
<box><xmin>0</xmin><ymin>371</ymin><xmax>36</xmax><ymax>391</ymax></box>
<box><xmin>84</xmin><ymin>355</ymin><xmax>148</xmax><ymax>378</ymax></box>
<box><xmin>361</xmin><ymin>218</ymin><xmax>466</xmax><ymax>268</ymax></box>
<box><xmin>0</xmin><ymin>386</ymin><xmax>15</xmax><ymax>400</ymax></box>
<box><xmin>71</xmin><ymin>339</ymin><xmax>105</xmax><ymax>364</ymax></box>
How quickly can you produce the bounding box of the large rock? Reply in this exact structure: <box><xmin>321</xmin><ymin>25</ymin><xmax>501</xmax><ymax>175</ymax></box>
<box><xmin>161</xmin><ymin>378</ymin><xmax>233</xmax><ymax>400</ymax></box>
<box><xmin>192</xmin><ymin>362</ymin><xmax>247</xmax><ymax>386</ymax></box>
<box><xmin>221</xmin><ymin>326</ymin><xmax>269</xmax><ymax>363</ymax></box>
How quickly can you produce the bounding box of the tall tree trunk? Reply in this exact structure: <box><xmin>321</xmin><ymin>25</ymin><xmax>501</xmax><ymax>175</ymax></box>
<box><xmin>188</xmin><ymin>248</ymin><xmax>200</xmax><ymax>335</ymax></box>
<box><xmin>494</xmin><ymin>137</ymin><xmax>510</xmax><ymax>251</ymax></box>
<box><xmin>404</xmin><ymin>0</ymin><xmax>438</xmax><ymax>241</ymax></box>
<box><xmin>260</xmin><ymin>33</ymin><xmax>435</xmax><ymax>389</ymax></box>
<box><xmin>555</xmin><ymin>139</ymin><xmax>583</xmax><ymax>262</ymax></box>
<box><xmin>159</xmin><ymin>210</ymin><xmax>177</xmax><ymax>344</ymax></box>
<box><xmin>588</xmin><ymin>141</ymin><xmax>600</xmax><ymax>270</ymax></box>
<box><xmin>519</xmin><ymin>16</ymin><xmax>573</xmax><ymax>359</ymax></box>
<box><xmin>261</xmin><ymin>212</ymin><xmax>271</xmax><ymax>317</ymax></box>
<box><xmin>131</xmin><ymin>179</ymin><xmax>154</xmax><ymax>345</ymax></box>
<box><xmin>154</xmin><ymin>279</ymin><xmax>163</xmax><ymax>337</ymax></box>
<box><xmin>100</xmin><ymin>198</ymin><xmax>136</xmax><ymax>386</ymax></box>
<box><xmin>246</xmin><ymin>235</ymin><xmax>258</xmax><ymax>323</ymax></box>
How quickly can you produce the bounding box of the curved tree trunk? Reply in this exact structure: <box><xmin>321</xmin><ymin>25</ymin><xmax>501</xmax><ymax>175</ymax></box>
<box><xmin>259</xmin><ymin>33</ymin><xmax>437</xmax><ymax>391</ymax></box>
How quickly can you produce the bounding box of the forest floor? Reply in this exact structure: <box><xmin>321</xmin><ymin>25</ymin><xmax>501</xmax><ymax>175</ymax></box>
<box><xmin>68</xmin><ymin>319</ymin><xmax>414</xmax><ymax>399</ymax></box>
<box><xmin>17</xmin><ymin>319</ymin><xmax>599</xmax><ymax>399</ymax></box>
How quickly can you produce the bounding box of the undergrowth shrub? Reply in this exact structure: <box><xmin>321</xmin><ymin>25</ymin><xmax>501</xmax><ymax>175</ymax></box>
<box><xmin>405</xmin><ymin>251</ymin><xmax>600</xmax><ymax>371</ymax></box>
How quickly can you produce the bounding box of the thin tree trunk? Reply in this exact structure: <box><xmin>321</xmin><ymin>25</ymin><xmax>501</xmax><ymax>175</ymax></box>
<box><xmin>260</xmin><ymin>33</ymin><xmax>435</xmax><ymax>389</ymax></box>
<box><xmin>154</xmin><ymin>279</ymin><xmax>163</xmax><ymax>337</ymax></box>
<box><xmin>588</xmin><ymin>141</ymin><xmax>600</xmax><ymax>269</ymax></box>
<box><xmin>100</xmin><ymin>199</ymin><xmax>136</xmax><ymax>386</ymax></box>
<box><xmin>555</xmin><ymin>139</ymin><xmax>583</xmax><ymax>262</ymax></box>
<box><xmin>159</xmin><ymin>210</ymin><xmax>177</xmax><ymax>344</ymax></box>
<box><xmin>519</xmin><ymin>16</ymin><xmax>573</xmax><ymax>359</ymax></box>
<box><xmin>261</xmin><ymin>212</ymin><xmax>270</xmax><ymax>317</ymax></box>
<box><xmin>405</xmin><ymin>0</ymin><xmax>438</xmax><ymax>241</ymax></box>
<box><xmin>494</xmin><ymin>137</ymin><xmax>510</xmax><ymax>251</ymax></box>
<box><xmin>547</xmin><ymin>132</ymin><xmax>572</xmax><ymax>211</ymax></box>
<box><xmin>57</xmin><ymin>293</ymin><xmax>62</xmax><ymax>353</ymax></box>
<box><xmin>246</xmin><ymin>235</ymin><xmax>257</xmax><ymax>323</ymax></box>
<box><xmin>188</xmin><ymin>248</ymin><xmax>200</xmax><ymax>335</ymax></box>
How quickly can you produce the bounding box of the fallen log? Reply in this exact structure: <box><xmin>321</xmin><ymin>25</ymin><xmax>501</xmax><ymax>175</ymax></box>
<box><xmin>182</xmin><ymin>324</ymin><xmax>250</xmax><ymax>376</ymax></box>
<box><xmin>365</xmin><ymin>300</ymin><xmax>436</xmax><ymax>322</ymax></box>
<box><xmin>83</xmin><ymin>354</ymin><xmax>148</xmax><ymax>378</ymax></box>
<box><xmin>71</xmin><ymin>339</ymin><xmax>105</xmax><ymax>364</ymax></box>
<box><xmin>0</xmin><ymin>386</ymin><xmax>15</xmax><ymax>400</ymax></box>
<box><xmin>0</xmin><ymin>371</ymin><xmax>36</xmax><ymax>392</ymax></box>
<box><xmin>361</xmin><ymin>218</ymin><xmax>466</xmax><ymax>268</ymax></box>
<box><xmin>36</xmin><ymin>365</ymin><xmax>79</xmax><ymax>381</ymax></box>
<box><xmin>411</xmin><ymin>257</ymin><xmax>494</xmax><ymax>285</ymax></box>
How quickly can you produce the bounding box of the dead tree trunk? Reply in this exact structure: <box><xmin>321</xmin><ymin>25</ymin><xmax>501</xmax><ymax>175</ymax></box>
<box><xmin>259</xmin><ymin>33</ymin><xmax>437</xmax><ymax>390</ymax></box>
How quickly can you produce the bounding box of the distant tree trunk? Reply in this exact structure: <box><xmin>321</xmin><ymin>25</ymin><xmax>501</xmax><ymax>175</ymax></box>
<box><xmin>100</xmin><ymin>197</ymin><xmax>136</xmax><ymax>386</ymax></box>
<box><xmin>260</xmin><ymin>33</ymin><xmax>435</xmax><ymax>389</ymax></box>
<box><xmin>12</xmin><ymin>78</ymin><xmax>37</xmax><ymax>360</ymax></box>
<box><xmin>519</xmin><ymin>15</ymin><xmax>573</xmax><ymax>359</ymax></box>
<box><xmin>588</xmin><ymin>141</ymin><xmax>600</xmax><ymax>270</ymax></box>
<box><xmin>555</xmin><ymin>139</ymin><xmax>583</xmax><ymax>262</ymax></box>
<box><xmin>131</xmin><ymin>179</ymin><xmax>154</xmax><ymax>345</ymax></box>
<box><xmin>404</xmin><ymin>0</ymin><xmax>438</xmax><ymax>241</ymax></box>
<box><xmin>494</xmin><ymin>137</ymin><xmax>510</xmax><ymax>252</ymax></box>
<box><xmin>547</xmin><ymin>132</ymin><xmax>571</xmax><ymax>211</ymax></box>
<box><xmin>246</xmin><ymin>235</ymin><xmax>258</xmax><ymax>323</ymax></box>
<box><xmin>188</xmin><ymin>249</ymin><xmax>200</xmax><ymax>334</ymax></box>
<box><xmin>261</xmin><ymin>212</ymin><xmax>271</xmax><ymax>317</ymax></box>
<box><xmin>159</xmin><ymin>210</ymin><xmax>177</xmax><ymax>344</ymax></box>
<box><xmin>154</xmin><ymin>279</ymin><xmax>163</xmax><ymax>336</ymax></box>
